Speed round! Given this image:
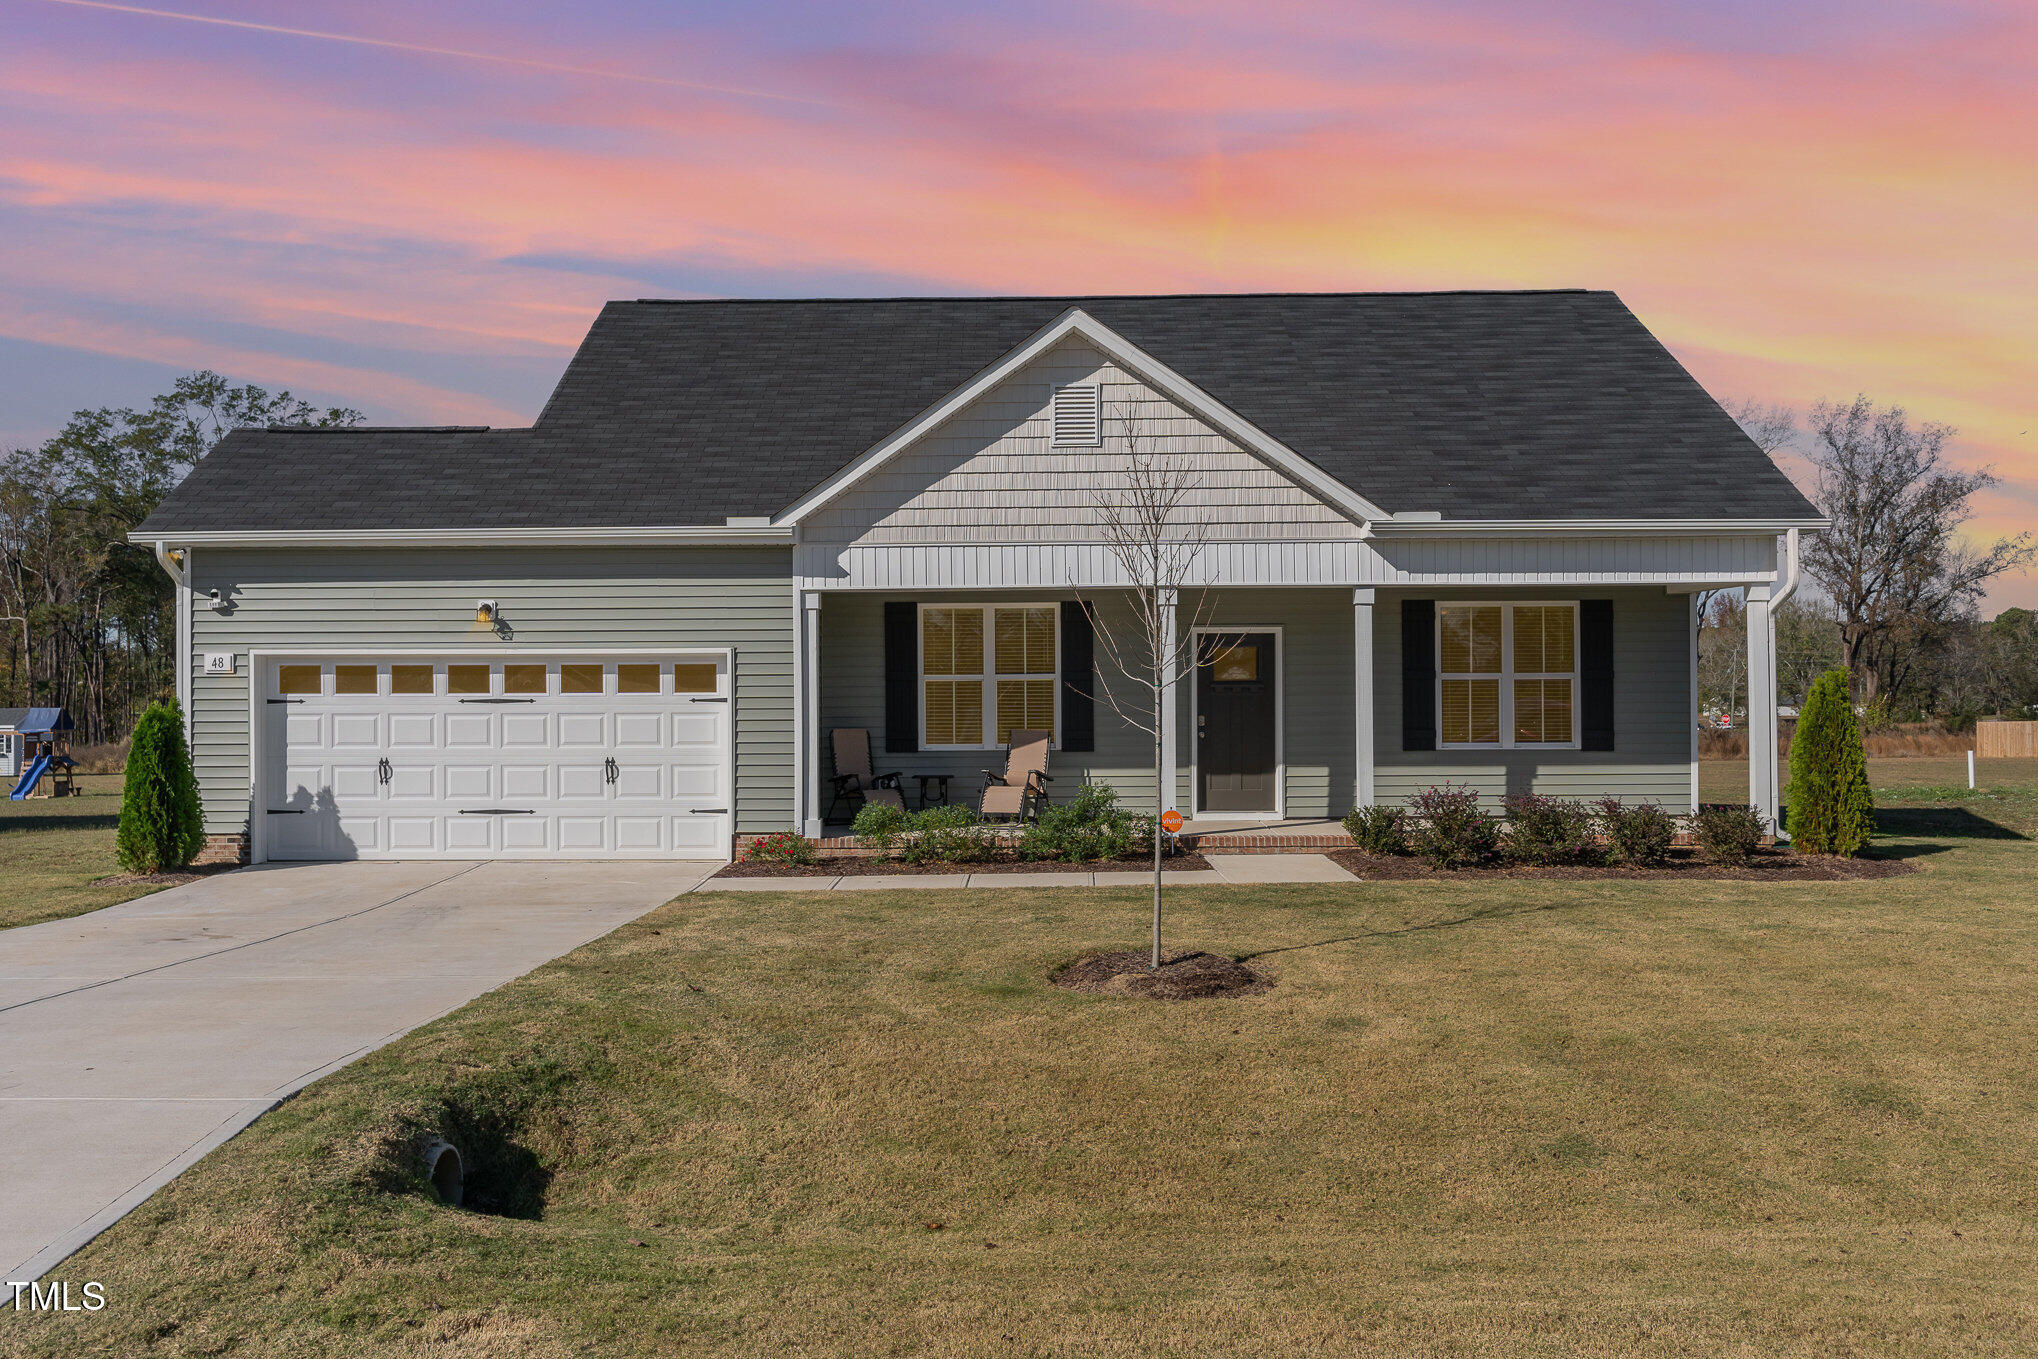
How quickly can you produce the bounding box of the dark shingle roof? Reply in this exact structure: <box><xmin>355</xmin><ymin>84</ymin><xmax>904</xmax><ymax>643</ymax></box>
<box><xmin>137</xmin><ymin>291</ymin><xmax>1818</xmax><ymax>533</ymax></box>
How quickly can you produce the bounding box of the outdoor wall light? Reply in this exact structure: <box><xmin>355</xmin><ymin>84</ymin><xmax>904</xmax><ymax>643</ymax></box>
<box><xmin>475</xmin><ymin>599</ymin><xmax>497</xmax><ymax>625</ymax></box>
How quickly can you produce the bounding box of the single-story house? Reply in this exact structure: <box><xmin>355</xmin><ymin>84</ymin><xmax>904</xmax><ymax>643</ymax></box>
<box><xmin>132</xmin><ymin>291</ymin><xmax>1822</xmax><ymax>863</ymax></box>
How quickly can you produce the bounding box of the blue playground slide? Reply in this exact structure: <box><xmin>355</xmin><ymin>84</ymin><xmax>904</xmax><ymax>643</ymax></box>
<box><xmin>9</xmin><ymin>752</ymin><xmax>52</xmax><ymax>800</ymax></box>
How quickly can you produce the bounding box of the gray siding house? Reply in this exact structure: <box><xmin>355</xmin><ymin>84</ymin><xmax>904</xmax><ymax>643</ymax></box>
<box><xmin>132</xmin><ymin>291</ymin><xmax>1822</xmax><ymax>863</ymax></box>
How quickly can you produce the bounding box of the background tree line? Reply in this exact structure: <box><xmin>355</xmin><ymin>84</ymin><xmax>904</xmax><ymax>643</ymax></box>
<box><xmin>1703</xmin><ymin>395</ymin><xmax>2035</xmax><ymax>728</ymax></box>
<box><xmin>1</xmin><ymin>375</ymin><xmax>358</xmax><ymax>745</ymax></box>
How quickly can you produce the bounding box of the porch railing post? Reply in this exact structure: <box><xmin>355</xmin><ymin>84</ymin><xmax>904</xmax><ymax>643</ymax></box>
<box><xmin>1353</xmin><ymin>587</ymin><xmax>1375</xmax><ymax>809</ymax></box>
<box><xmin>800</xmin><ymin>589</ymin><xmax>823</xmax><ymax>838</ymax></box>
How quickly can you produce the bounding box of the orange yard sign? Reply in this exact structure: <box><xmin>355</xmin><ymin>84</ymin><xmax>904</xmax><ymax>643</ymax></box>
<box><xmin>1160</xmin><ymin>810</ymin><xmax>1184</xmax><ymax>833</ymax></box>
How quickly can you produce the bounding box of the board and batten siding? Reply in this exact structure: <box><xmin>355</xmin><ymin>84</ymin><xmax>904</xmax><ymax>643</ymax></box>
<box><xmin>803</xmin><ymin>337</ymin><xmax>1363</xmax><ymax>551</ymax></box>
<box><xmin>1372</xmin><ymin>586</ymin><xmax>1693</xmax><ymax>809</ymax></box>
<box><xmin>818</xmin><ymin>588</ymin><xmax>1355</xmax><ymax>819</ymax></box>
<box><xmin>187</xmin><ymin>547</ymin><xmax>795</xmax><ymax>839</ymax></box>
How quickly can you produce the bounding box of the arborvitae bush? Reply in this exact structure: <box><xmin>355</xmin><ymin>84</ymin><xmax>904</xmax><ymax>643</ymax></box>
<box><xmin>116</xmin><ymin>699</ymin><xmax>204</xmax><ymax>874</ymax></box>
<box><xmin>1787</xmin><ymin>668</ymin><xmax>1876</xmax><ymax>856</ymax></box>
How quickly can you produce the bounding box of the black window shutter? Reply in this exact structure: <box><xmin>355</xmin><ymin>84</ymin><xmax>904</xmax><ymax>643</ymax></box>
<box><xmin>1060</xmin><ymin>600</ymin><xmax>1095</xmax><ymax>752</ymax></box>
<box><xmin>1402</xmin><ymin>599</ymin><xmax>1436</xmax><ymax>752</ymax></box>
<box><xmin>883</xmin><ymin>602</ymin><xmax>918</xmax><ymax>754</ymax></box>
<box><xmin>1580</xmin><ymin>599</ymin><xmax>1615</xmax><ymax>751</ymax></box>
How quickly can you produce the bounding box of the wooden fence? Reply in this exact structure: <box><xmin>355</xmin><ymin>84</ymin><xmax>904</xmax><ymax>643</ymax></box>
<box><xmin>1977</xmin><ymin>720</ymin><xmax>2038</xmax><ymax>758</ymax></box>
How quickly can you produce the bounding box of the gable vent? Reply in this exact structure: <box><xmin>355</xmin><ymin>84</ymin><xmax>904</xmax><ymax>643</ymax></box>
<box><xmin>1051</xmin><ymin>383</ymin><xmax>1101</xmax><ymax>447</ymax></box>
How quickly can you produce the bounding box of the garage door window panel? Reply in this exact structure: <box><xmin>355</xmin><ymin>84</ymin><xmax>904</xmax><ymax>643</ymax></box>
<box><xmin>448</xmin><ymin>665</ymin><xmax>491</xmax><ymax>696</ymax></box>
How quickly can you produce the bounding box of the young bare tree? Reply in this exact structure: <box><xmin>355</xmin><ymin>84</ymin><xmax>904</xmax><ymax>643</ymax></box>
<box><xmin>1075</xmin><ymin>405</ymin><xmax>1216</xmax><ymax>970</ymax></box>
<box><xmin>1800</xmin><ymin>396</ymin><xmax>2034</xmax><ymax>701</ymax></box>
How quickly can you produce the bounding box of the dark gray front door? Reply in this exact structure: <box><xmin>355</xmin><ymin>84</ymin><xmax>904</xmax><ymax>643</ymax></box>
<box><xmin>1196</xmin><ymin>632</ymin><xmax>1277</xmax><ymax>814</ymax></box>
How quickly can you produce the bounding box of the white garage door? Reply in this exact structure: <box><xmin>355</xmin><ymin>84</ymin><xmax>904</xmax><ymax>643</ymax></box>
<box><xmin>259</xmin><ymin>654</ymin><xmax>732</xmax><ymax>861</ymax></box>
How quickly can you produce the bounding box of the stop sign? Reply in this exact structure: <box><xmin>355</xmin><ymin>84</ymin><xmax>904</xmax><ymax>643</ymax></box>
<box><xmin>1160</xmin><ymin>809</ymin><xmax>1184</xmax><ymax>833</ymax></box>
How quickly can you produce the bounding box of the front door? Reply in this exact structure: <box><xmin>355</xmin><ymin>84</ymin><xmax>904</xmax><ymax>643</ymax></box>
<box><xmin>1196</xmin><ymin>632</ymin><xmax>1278</xmax><ymax>814</ymax></box>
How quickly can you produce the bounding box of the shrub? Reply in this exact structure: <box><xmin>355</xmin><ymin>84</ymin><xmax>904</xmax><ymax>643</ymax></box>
<box><xmin>1019</xmin><ymin>783</ymin><xmax>1140</xmax><ymax>862</ymax></box>
<box><xmin>116</xmin><ymin>699</ymin><xmax>203</xmax><ymax>874</ymax></box>
<box><xmin>1342</xmin><ymin>804</ymin><xmax>1409</xmax><ymax>856</ymax></box>
<box><xmin>743</xmin><ymin>831</ymin><xmax>817</xmax><ymax>865</ymax></box>
<box><xmin>1787</xmin><ymin>668</ymin><xmax>1875</xmax><ymax>856</ymax></box>
<box><xmin>902</xmin><ymin>805</ymin><xmax>996</xmax><ymax>863</ymax></box>
<box><xmin>851</xmin><ymin>801</ymin><xmax>910</xmax><ymax>852</ymax></box>
<box><xmin>1596</xmin><ymin>798</ymin><xmax>1676</xmax><ymax>867</ymax></box>
<box><xmin>1695</xmin><ymin>804</ymin><xmax>1763</xmax><ymax>865</ymax></box>
<box><xmin>1503</xmin><ymin>794</ymin><xmax>1601</xmax><ymax>866</ymax></box>
<box><xmin>1407</xmin><ymin>784</ymin><xmax>1500</xmax><ymax>869</ymax></box>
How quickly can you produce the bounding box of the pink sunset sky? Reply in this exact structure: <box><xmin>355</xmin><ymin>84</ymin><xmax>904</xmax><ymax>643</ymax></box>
<box><xmin>3</xmin><ymin>0</ymin><xmax>2033</xmax><ymax>606</ymax></box>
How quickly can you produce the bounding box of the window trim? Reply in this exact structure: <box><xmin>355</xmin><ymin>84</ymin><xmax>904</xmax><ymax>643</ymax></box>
<box><xmin>1434</xmin><ymin>601</ymin><xmax>1581</xmax><ymax>751</ymax></box>
<box><xmin>917</xmin><ymin>602</ymin><xmax>1062</xmax><ymax>751</ymax></box>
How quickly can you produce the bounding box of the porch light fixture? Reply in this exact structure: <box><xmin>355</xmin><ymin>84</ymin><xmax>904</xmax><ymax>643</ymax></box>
<box><xmin>475</xmin><ymin>599</ymin><xmax>497</xmax><ymax>625</ymax></box>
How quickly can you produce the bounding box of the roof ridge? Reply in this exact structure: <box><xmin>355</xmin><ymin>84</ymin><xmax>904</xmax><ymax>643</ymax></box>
<box><xmin>621</xmin><ymin>289</ymin><xmax>1603</xmax><ymax>305</ymax></box>
<box><xmin>261</xmin><ymin>424</ymin><xmax>494</xmax><ymax>432</ymax></box>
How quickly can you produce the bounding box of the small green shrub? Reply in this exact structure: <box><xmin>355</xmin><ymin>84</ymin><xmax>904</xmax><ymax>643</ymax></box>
<box><xmin>117</xmin><ymin>699</ymin><xmax>203</xmax><ymax>874</ymax></box>
<box><xmin>902</xmin><ymin>805</ymin><xmax>996</xmax><ymax>863</ymax></box>
<box><xmin>743</xmin><ymin>831</ymin><xmax>817</xmax><ymax>865</ymax></box>
<box><xmin>1018</xmin><ymin>783</ymin><xmax>1142</xmax><ymax>862</ymax></box>
<box><xmin>1787</xmin><ymin>668</ymin><xmax>1875</xmax><ymax>856</ymax></box>
<box><xmin>1695</xmin><ymin>804</ymin><xmax>1764</xmax><ymax>864</ymax></box>
<box><xmin>1408</xmin><ymin>784</ymin><xmax>1500</xmax><ymax>869</ymax></box>
<box><xmin>1503</xmin><ymin>794</ymin><xmax>1602</xmax><ymax>866</ymax></box>
<box><xmin>1342</xmin><ymin>804</ymin><xmax>1409</xmax><ymax>855</ymax></box>
<box><xmin>851</xmin><ymin>801</ymin><xmax>910</xmax><ymax>851</ymax></box>
<box><xmin>1596</xmin><ymin>798</ymin><xmax>1676</xmax><ymax>867</ymax></box>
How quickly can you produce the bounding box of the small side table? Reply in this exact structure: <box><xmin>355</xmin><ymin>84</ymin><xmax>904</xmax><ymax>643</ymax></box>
<box><xmin>913</xmin><ymin>774</ymin><xmax>952</xmax><ymax>810</ymax></box>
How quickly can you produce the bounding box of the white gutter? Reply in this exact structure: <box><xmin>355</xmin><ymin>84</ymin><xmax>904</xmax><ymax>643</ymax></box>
<box><xmin>152</xmin><ymin>540</ymin><xmax>188</xmax><ymax>588</ymax></box>
<box><xmin>153</xmin><ymin>541</ymin><xmax>193</xmax><ymax>739</ymax></box>
<box><xmin>1367</xmin><ymin>517</ymin><xmax>1831</xmax><ymax>538</ymax></box>
<box><xmin>1770</xmin><ymin>527</ymin><xmax>1802</xmax><ymax>607</ymax></box>
<box><xmin>125</xmin><ymin>525</ymin><xmax>796</xmax><ymax>548</ymax></box>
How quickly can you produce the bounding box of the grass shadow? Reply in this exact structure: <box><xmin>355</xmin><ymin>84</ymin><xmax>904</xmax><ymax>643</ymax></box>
<box><xmin>1875</xmin><ymin>806</ymin><xmax>2025</xmax><ymax>842</ymax></box>
<box><xmin>0</xmin><ymin>813</ymin><xmax>121</xmax><ymax>833</ymax></box>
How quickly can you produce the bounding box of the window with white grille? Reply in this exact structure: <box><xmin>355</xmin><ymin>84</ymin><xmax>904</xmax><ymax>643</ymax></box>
<box><xmin>1051</xmin><ymin>383</ymin><xmax>1101</xmax><ymax>446</ymax></box>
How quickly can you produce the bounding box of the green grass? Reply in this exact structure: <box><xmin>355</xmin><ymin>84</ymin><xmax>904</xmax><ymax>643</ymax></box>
<box><xmin>8</xmin><ymin>763</ymin><xmax>2036</xmax><ymax>1356</ymax></box>
<box><xmin>0</xmin><ymin>773</ymin><xmax>175</xmax><ymax>930</ymax></box>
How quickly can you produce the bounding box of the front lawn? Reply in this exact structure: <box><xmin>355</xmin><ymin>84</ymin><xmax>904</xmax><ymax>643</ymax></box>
<box><xmin>9</xmin><ymin>770</ymin><xmax>2038</xmax><ymax>1356</ymax></box>
<box><xmin>0</xmin><ymin>773</ymin><xmax>178</xmax><ymax>930</ymax></box>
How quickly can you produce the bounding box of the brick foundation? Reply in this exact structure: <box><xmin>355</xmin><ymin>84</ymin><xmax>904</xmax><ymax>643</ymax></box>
<box><xmin>194</xmin><ymin>833</ymin><xmax>250</xmax><ymax>866</ymax></box>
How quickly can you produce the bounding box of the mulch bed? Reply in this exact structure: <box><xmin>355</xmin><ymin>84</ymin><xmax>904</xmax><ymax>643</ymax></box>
<box><xmin>717</xmin><ymin>853</ymin><xmax>1213</xmax><ymax>878</ymax></box>
<box><xmin>1051</xmin><ymin>950</ymin><xmax>1274</xmax><ymax>1000</ymax></box>
<box><xmin>1328</xmin><ymin>848</ymin><xmax>1918</xmax><ymax>882</ymax></box>
<box><xmin>91</xmin><ymin>862</ymin><xmax>242</xmax><ymax>889</ymax></box>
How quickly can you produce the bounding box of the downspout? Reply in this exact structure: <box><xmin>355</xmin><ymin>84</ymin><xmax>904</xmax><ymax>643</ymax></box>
<box><xmin>153</xmin><ymin>541</ymin><xmax>191</xmax><ymax>739</ymax></box>
<box><xmin>1771</xmin><ymin>528</ymin><xmax>1801</xmax><ymax>608</ymax></box>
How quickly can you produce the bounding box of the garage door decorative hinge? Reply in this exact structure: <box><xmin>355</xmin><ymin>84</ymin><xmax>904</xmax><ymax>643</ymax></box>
<box><xmin>265</xmin><ymin>808</ymin><xmax>306</xmax><ymax>814</ymax></box>
<box><xmin>458</xmin><ymin>808</ymin><xmax>537</xmax><ymax>814</ymax></box>
<box><xmin>688</xmin><ymin>807</ymin><xmax>729</xmax><ymax>814</ymax></box>
<box><xmin>688</xmin><ymin>696</ymin><xmax>729</xmax><ymax>703</ymax></box>
<box><xmin>265</xmin><ymin>698</ymin><xmax>304</xmax><ymax>705</ymax></box>
<box><xmin>457</xmin><ymin>697</ymin><xmax>538</xmax><ymax>704</ymax></box>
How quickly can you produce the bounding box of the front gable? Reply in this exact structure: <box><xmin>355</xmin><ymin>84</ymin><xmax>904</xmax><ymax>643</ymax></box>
<box><xmin>802</xmin><ymin>336</ymin><xmax>1367</xmax><ymax>550</ymax></box>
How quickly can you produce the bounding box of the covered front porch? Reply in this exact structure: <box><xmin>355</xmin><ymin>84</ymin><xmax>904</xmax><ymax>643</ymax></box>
<box><xmin>787</xmin><ymin>580</ymin><xmax>1781</xmax><ymax>838</ymax></box>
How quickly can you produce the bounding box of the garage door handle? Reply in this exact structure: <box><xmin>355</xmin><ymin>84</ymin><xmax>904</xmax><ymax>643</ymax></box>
<box><xmin>266</xmin><ymin>698</ymin><xmax>304</xmax><ymax>705</ymax></box>
<box><xmin>458</xmin><ymin>808</ymin><xmax>535</xmax><ymax>814</ymax></box>
<box><xmin>688</xmin><ymin>808</ymin><xmax>728</xmax><ymax>814</ymax></box>
<box><xmin>266</xmin><ymin>808</ymin><xmax>306</xmax><ymax>814</ymax></box>
<box><xmin>458</xmin><ymin>697</ymin><xmax>536</xmax><ymax>704</ymax></box>
<box><xmin>689</xmin><ymin>696</ymin><xmax>729</xmax><ymax>703</ymax></box>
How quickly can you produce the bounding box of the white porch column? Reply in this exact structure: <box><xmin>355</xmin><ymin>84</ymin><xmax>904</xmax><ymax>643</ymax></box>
<box><xmin>1688</xmin><ymin>592</ymin><xmax>1701</xmax><ymax>815</ymax></box>
<box><xmin>1746</xmin><ymin>583</ymin><xmax>1779</xmax><ymax>835</ymax></box>
<box><xmin>1159</xmin><ymin>587</ymin><xmax>1179</xmax><ymax>818</ymax></box>
<box><xmin>799</xmin><ymin>589</ymin><xmax>823</xmax><ymax>838</ymax></box>
<box><xmin>1353</xmin><ymin>588</ymin><xmax>1375</xmax><ymax>808</ymax></box>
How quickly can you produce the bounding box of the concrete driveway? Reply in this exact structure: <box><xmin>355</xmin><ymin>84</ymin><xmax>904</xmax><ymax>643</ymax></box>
<box><xmin>0</xmin><ymin>859</ymin><xmax>711</xmax><ymax>1282</ymax></box>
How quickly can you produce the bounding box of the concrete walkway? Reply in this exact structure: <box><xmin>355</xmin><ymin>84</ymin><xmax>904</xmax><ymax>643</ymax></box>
<box><xmin>699</xmin><ymin>852</ymin><xmax>1357</xmax><ymax>891</ymax></box>
<box><xmin>0</xmin><ymin>859</ymin><xmax>711</xmax><ymax>1283</ymax></box>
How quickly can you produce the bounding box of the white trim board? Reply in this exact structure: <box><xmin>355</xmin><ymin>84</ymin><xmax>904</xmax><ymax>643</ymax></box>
<box><xmin>775</xmin><ymin>308</ymin><xmax>1391</xmax><ymax>527</ymax></box>
<box><xmin>130</xmin><ymin>526</ymin><xmax>793</xmax><ymax>548</ymax></box>
<box><xmin>1188</xmin><ymin>625</ymin><xmax>1286</xmax><ymax>821</ymax></box>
